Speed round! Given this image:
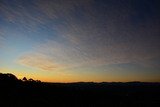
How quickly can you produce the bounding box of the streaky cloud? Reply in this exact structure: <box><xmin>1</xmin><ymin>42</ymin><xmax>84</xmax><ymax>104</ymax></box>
<box><xmin>17</xmin><ymin>53</ymin><xmax>58</xmax><ymax>71</ymax></box>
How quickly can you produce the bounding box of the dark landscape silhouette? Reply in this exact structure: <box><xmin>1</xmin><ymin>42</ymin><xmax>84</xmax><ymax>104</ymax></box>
<box><xmin>0</xmin><ymin>73</ymin><xmax>160</xmax><ymax>107</ymax></box>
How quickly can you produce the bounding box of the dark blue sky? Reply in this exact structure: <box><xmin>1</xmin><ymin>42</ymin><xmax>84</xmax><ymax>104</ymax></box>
<box><xmin>0</xmin><ymin>0</ymin><xmax>160</xmax><ymax>82</ymax></box>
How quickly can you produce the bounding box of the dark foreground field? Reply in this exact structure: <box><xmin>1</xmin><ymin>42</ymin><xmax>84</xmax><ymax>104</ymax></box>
<box><xmin>0</xmin><ymin>74</ymin><xmax>160</xmax><ymax>107</ymax></box>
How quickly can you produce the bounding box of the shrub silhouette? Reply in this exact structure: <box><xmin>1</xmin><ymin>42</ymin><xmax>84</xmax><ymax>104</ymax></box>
<box><xmin>28</xmin><ymin>78</ymin><xmax>34</xmax><ymax>82</ymax></box>
<box><xmin>0</xmin><ymin>73</ymin><xmax>18</xmax><ymax>81</ymax></box>
<box><xmin>22</xmin><ymin>77</ymin><xmax>27</xmax><ymax>81</ymax></box>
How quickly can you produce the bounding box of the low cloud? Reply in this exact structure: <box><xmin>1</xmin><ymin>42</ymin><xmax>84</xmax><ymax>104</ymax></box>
<box><xmin>17</xmin><ymin>53</ymin><xmax>58</xmax><ymax>71</ymax></box>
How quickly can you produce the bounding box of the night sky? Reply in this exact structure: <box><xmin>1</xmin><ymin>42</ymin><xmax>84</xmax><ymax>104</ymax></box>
<box><xmin>0</xmin><ymin>0</ymin><xmax>160</xmax><ymax>82</ymax></box>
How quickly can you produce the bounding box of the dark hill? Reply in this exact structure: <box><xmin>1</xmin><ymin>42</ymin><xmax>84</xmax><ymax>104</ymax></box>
<box><xmin>0</xmin><ymin>73</ymin><xmax>160</xmax><ymax>107</ymax></box>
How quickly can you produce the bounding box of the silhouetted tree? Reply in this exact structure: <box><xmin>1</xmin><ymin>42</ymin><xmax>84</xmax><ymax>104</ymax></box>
<box><xmin>36</xmin><ymin>80</ymin><xmax>41</xmax><ymax>83</ymax></box>
<box><xmin>0</xmin><ymin>73</ymin><xmax>18</xmax><ymax>81</ymax></box>
<box><xmin>22</xmin><ymin>77</ymin><xmax>27</xmax><ymax>81</ymax></box>
<box><xmin>28</xmin><ymin>78</ymin><xmax>34</xmax><ymax>82</ymax></box>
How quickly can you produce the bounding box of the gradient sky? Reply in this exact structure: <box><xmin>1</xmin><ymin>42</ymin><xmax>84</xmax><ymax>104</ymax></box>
<box><xmin>0</xmin><ymin>0</ymin><xmax>160</xmax><ymax>82</ymax></box>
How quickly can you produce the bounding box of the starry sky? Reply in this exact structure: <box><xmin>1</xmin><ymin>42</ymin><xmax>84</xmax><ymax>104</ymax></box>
<box><xmin>0</xmin><ymin>0</ymin><xmax>160</xmax><ymax>82</ymax></box>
